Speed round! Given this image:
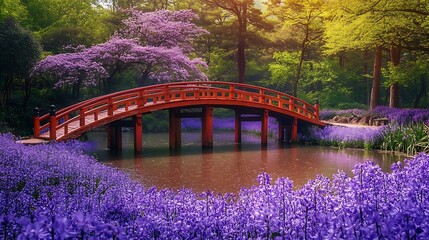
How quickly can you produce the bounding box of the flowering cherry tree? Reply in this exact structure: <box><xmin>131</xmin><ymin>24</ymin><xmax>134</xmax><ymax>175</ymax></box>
<box><xmin>118</xmin><ymin>9</ymin><xmax>208</xmax><ymax>53</ymax></box>
<box><xmin>85</xmin><ymin>38</ymin><xmax>207</xmax><ymax>91</ymax></box>
<box><xmin>32</xmin><ymin>9</ymin><xmax>208</xmax><ymax>96</ymax></box>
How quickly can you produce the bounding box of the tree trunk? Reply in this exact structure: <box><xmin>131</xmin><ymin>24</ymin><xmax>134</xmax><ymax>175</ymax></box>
<box><xmin>389</xmin><ymin>46</ymin><xmax>401</xmax><ymax>108</ymax></box>
<box><xmin>138</xmin><ymin>67</ymin><xmax>151</xmax><ymax>87</ymax></box>
<box><xmin>294</xmin><ymin>25</ymin><xmax>309</xmax><ymax>97</ymax></box>
<box><xmin>338</xmin><ymin>52</ymin><xmax>345</xmax><ymax>68</ymax></box>
<box><xmin>237</xmin><ymin>2</ymin><xmax>247</xmax><ymax>83</ymax></box>
<box><xmin>370</xmin><ymin>46</ymin><xmax>382</xmax><ymax>109</ymax></box>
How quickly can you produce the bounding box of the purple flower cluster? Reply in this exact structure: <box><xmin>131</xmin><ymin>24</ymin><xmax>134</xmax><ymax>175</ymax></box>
<box><xmin>320</xmin><ymin>107</ymin><xmax>429</xmax><ymax>126</ymax></box>
<box><xmin>2</xmin><ymin>134</ymin><xmax>429</xmax><ymax>238</ymax></box>
<box><xmin>372</xmin><ymin>106</ymin><xmax>429</xmax><ymax>125</ymax></box>
<box><xmin>309</xmin><ymin>125</ymin><xmax>384</xmax><ymax>149</ymax></box>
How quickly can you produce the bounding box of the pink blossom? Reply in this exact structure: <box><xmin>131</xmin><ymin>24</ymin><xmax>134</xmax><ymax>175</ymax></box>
<box><xmin>118</xmin><ymin>9</ymin><xmax>208</xmax><ymax>53</ymax></box>
<box><xmin>32</xmin><ymin>9</ymin><xmax>208</xmax><ymax>89</ymax></box>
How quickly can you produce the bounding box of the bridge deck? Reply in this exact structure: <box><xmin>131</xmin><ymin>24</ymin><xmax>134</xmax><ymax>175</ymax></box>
<box><xmin>34</xmin><ymin>82</ymin><xmax>325</xmax><ymax>141</ymax></box>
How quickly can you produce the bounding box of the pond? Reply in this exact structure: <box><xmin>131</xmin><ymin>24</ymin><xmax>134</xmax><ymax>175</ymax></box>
<box><xmin>87</xmin><ymin>130</ymin><xmax>404</xmax><ymax>194</ymax></box>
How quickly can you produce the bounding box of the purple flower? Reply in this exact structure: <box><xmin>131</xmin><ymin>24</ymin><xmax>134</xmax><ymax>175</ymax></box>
<box><xmin>2</xmin><ymin>133</ymin><xmax>429</xmax><ymax>238</ymax></box>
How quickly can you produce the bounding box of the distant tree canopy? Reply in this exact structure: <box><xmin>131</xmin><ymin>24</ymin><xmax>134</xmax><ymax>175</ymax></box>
<box><xmin>0</xmin><ymin>18</ymin><xmax>41</xmax><ymax>109</ymax></box>
<box><xmin>0</xmin><ymin>0</ymin><xmax>428</xmax><ymax>135</ymax></box>
<box><xmin>32</xmin><ymin>9</ymin><xmax>208</xmax><ymax>100</ymax></box>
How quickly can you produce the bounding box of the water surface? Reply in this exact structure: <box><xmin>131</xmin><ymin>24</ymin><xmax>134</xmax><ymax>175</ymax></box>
<box><xmin>88</xmin><ymin>131</ymin><xmax>404</xmax><ymax>194</ymax></box>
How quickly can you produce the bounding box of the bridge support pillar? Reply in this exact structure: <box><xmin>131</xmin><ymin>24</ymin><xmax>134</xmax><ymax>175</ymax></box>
<box><xmin>134</xmin><ymin>114</ymin><xmax>142</xmax><ymax>153</ymax></box>
<box><xmin>234</xmin><ymin>109</ymin><xmax>241</xmax><ymax>143</ymax></box>
<box><xmin>108</xmin><ymin>123</ymin><xmax>122</xmax><ymax>150</ymax></box>
<box><xmin>202</xmin><ymin>106</ymin><xmax>213</xmax><ymax>148</ymax></box>
<box><xmin>291</xmin><ymin>117</ymin><xmax>298</xmax><ymax>142</ymax></box>
<box><xmin>281</xmin><ymin>118</ymin><xmax>298</xmax><ymax>143</ymax></box>
<box><xmin>49</xmin><ymin>105</ymin><xmax>57</xmax><ymax>141</ymax></box>
<box><xmin>169</xmin><ymin>109</ymin><xmax>181</xmax><ymax>150</ymax></box>
<box><xmin>261</xmin><ymin>110</ymin><xmax>268</xmax><ymax>146</ymax></box>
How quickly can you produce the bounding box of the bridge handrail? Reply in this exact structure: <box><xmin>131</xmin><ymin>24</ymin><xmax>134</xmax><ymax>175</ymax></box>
<box><xmin>35</xmin><ymin>81</ymin><xmax>320</xmax><ymax>140</ymax></box>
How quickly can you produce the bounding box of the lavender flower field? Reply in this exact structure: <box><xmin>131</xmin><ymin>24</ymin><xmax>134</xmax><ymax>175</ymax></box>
<box><xmin>1</xmin><ymin>134</ymin><xmax>429</xmax><ymax>239</ymax></box>
<box><xmin>313</xmin><ymin>107</ymin><xmax>429</xmax><ymax>155</ymax></box>
<box><xmin>308</xmin><ymin>125</ymin><xmax>384</xmax><ymax>149</ymax></box>
<box><xmin>371</xmin><ymin>106</ymin><xmax>429</xmax><ymax>125</ymax></box>
<box><xmin>320</xmin><ymin>106</ymin><xmax>429</xmax><ymax>125</ymax></box>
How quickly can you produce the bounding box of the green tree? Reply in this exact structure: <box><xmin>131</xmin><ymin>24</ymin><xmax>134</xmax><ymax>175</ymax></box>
<box><xmin>23</xmin><ymin>0</ymin><xmax>114</xmax><ymax>52</ymax></box>
<box><xmin>265</xmin><ymin>0</ymin><xmax>328</xmax><ymax>97</ymax></box>
<box><xmin>0</xmin><ymin>18</ymin><xmax>41</xmax><ymax>109</ymax></box>
<box><xmin>0</xmin><ymin>0</ymin><xmax>28</xmax><ymax>23</ymax></box>
<box><xmin>324</xmin><ymin>0</ymin><xmax>429</xmax><ymax>108</ymax></box>
<box><xmin>200</xmin><ymin>0</ymin><xmax>270</xmax><ymax>83</ymax></box>
<box><xmin>383</xmin><ymin>56</ymin><xmax>429</xmax><ymax>108</ymax></box>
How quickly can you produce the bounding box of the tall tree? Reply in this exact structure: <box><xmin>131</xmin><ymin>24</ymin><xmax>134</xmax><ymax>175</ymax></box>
<box><xmin>266</xmin><ymin>0</ymin><xmax>327</xmax><ymax>97</ymax></box>
<box><xmin>324</xmin><ymin>0</ymin><xmax>429</xmax><ymax>108</ymax></box>
<box><xmin>0</xmin><ymin>18</ymin><xmax>41</xmax><ymax>109</ymax></box>
<box><xmin>201</xmin><ymin>0</ymin><xmax>268</xmax><ymax>83</ymax></box>
<box><xmin>369</xmin><ymin>46</ymin><xmax>382</xmax><ymax>109</ymax></box>
<box><xmin>22</xmin><ymin>0</ymin><xmax>114</xmax><ymax>53</ymax></box>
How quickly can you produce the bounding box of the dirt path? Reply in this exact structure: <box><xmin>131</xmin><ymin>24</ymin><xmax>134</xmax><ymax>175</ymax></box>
<box><xmin>321</xmin><ymin>121</ymin><xmax>381</xmax><ymax>129</ymax></box>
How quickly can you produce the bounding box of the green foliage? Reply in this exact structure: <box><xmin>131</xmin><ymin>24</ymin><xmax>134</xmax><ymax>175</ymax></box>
<box><xmin>267</xmin><ymin>51</ymin><xmax>365</xmax><ymax>108</ymax></box>
<box><xmin>0</xmin><ymin>18</ymin><xmax>41</xmax><ymax>110</ymax></box>
<box><xmin>41</xmin><ymin>26</ymin><xmax>96</xmax><ymax>53</ymax></box>
<box><xmin>142</xmin><ymin>111</ymin><xmax>169</xmax><ymax>133</ymax></box>
<box><xmin>0</xmin><ymin>0</ymin><xmax>28</xmax><ymax>23</ymax></box>
<box><xmin>383</xmin><ymin>57</ymin><xmax>429</xmax><ymax>86</ymax></box>
<box><xmin>382</xmin><ymin>124</ymin><xmax>429</xmax><ymax>156</ymax></box>
<box><xmin>0</xmin><ymin>18</ymin><xmax>41</xmax><ymax>79</ymax></box>
<box><xmin>266</xmin><ymin>51</ymin><xmax>298</xmax><ymax>93</ymax></box>
<box><xmin>207</xmin><ymin>48</ymin><xmax>237</xmax><ymax>81</ymax></box>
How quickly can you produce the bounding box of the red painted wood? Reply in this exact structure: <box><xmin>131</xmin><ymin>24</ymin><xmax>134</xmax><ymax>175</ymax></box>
<box><xmin>35</xmin><ymin>82</ymin><xmax>325</xmax><ymax>142</ymax></box>
<box><xmin>291</xmin><ymin>118</ymin><xmax>298</xmax><ymax>142</ymax></box>
<box><xmin>261</xmin><ymin>110</ymin><xmax>268</xmax><ymax>145</ymax></box>
<box><xmin>49</xmin><ymin>115</ymin><xmax>57</xmax><ymax>141</ymax></box>
<box><xmin>234</xmin><ymin>109</ymin><xmax>241</xmax><ymax>143</ymax></box>
<box><xmin>33</xmin><ymin>116</ymin><xmax>40</xmax><ymax>137</ymax></box>
<box><xmin>134</xmin><ymin>114</ymin><xmax>142</xmax><ymax>153</ymax></box>
<box><xmin>202</xmin><ymin>106</ymin><xmax>213</xmax><ymax>148</ymax></box>
<box><xmin>169</xmin><ymin>109</ymin><xmax>181</xmax><ymax>150</ymax></box>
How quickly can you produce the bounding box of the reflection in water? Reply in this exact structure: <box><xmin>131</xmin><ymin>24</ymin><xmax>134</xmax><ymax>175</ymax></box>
<box><xmin>88</xmin><ymin>131</ymin><xmax>404</xmax><ymax>194</ymax></box>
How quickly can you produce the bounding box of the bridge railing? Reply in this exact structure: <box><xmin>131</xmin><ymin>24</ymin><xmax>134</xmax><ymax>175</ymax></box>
<box><xmin>34</xmin><ymin>81</ymin><xmax>320</xmax><ymax>140</ymax></box>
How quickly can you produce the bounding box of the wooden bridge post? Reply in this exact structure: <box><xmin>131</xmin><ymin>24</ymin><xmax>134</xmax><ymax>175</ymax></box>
<box><xmin>33</xmin><ymin>107</ymin><xmax>40</xmax><ymax>138</ymax></box>
<box><xmin>80</xmin><ymin>108</ymin><xmax>85</xmax><ymax>127</ymax></box>
<box><xmin>169</xmin><ymin>109</ymin><xmax>181</xmax><ymax>150</ymax></box>
<box><xmin>107</xmin><ymin>122</ymin><xmax>122</xmax><ymax>150</ymax></box>
<box><xmin>202</xmin><ymin>106</ymin><xmax>213</xmax><ymax>148</ymax></box>
<box><xmin>291</xmin><ymin>117</ymin><xmax>298</xmax><ymax>142</ymax></box>
<box><xmin>314</xmin><ymin>98</ymin><xmax>320</xmax><ymax>120</ymax></box>
<box><xmin>134</xmin><ymin>114</ymin><xmax>143</xmax><ymax>153</ymax></box>
<box><xmin>234</xmin><ymin>109</ymin><xmax>242</xmax><ymax>143</ymax></box>
<box><xmin>49</xmin><ymin>105</ymin><xmax>57</xmax><ymax>141</ymax></box>
<box><xmin>261</xmin><ymin>110</ymin><xmax>269</xmax><ymax>146</ymax></box>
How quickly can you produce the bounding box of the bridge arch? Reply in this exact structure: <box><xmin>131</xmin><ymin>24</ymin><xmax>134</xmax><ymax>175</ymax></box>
<box><xmin>33</xmin><ymin>81</ymin><xmax>325</xmax><ymax>151</ymax></box>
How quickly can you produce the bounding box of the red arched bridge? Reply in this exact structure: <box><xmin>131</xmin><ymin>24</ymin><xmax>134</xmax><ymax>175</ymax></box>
<box><xmin>33</xmin><ymin>81</ymin><xmax>325</xmax><ymax>152</ymax></box>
